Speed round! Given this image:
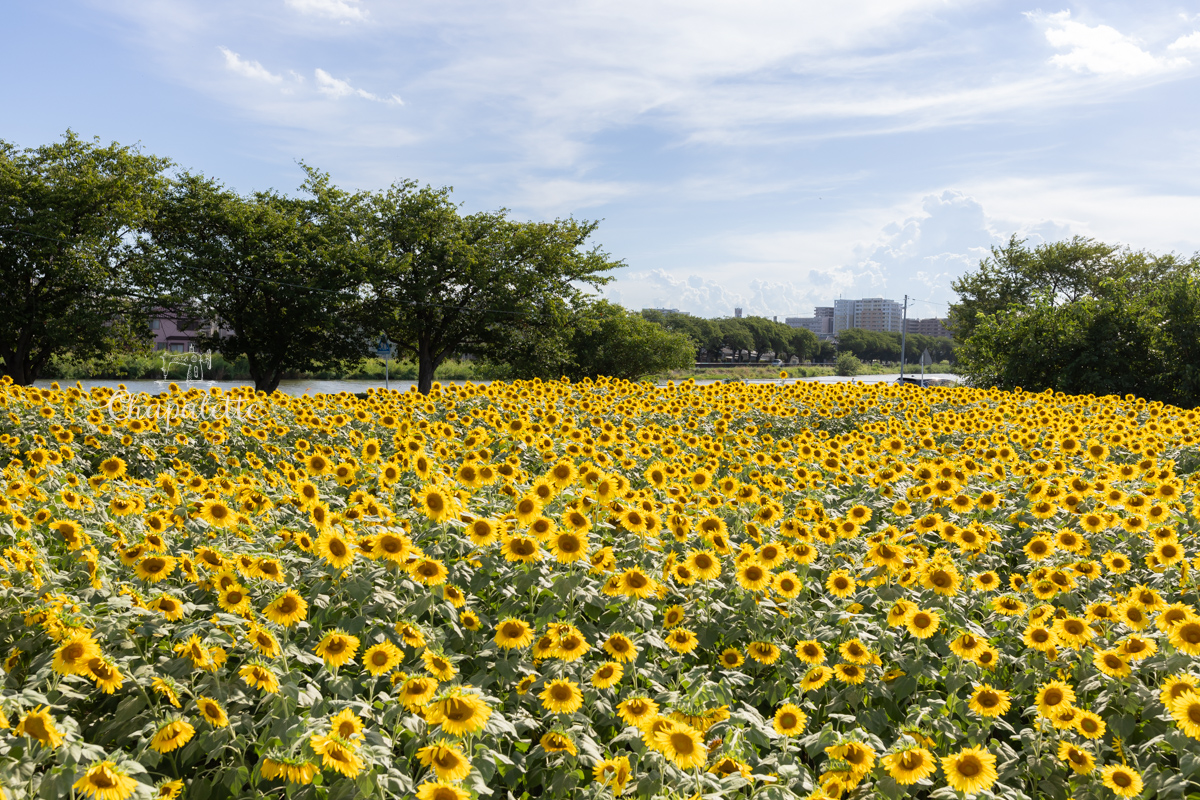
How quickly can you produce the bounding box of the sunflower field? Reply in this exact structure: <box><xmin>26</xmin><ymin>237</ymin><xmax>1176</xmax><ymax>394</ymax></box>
<box><xmin>1</xmin><ymin>376</ymin><xmax>1199</xmax><ymax>800</ymax></box>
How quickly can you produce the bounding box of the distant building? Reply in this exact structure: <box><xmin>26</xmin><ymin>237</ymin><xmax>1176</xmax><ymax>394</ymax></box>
<box><xmin>833</xmin><ymin>298</ymin><xmax>903</xmax><ymax>333</ymax></box>
<box><xmin>905</xmin><ymin>317</ymin><xmax>952</xmax><ymax>338</ymax></box>
<box><xmin>645</xmin><ymin>307</ymin><xmax>683</xmax><ymax>315</ymax></box>
<box><xmin>733</xmin><ymin>307</ymin><xmax>743</xmax><ymax>318</ymax></box>
<box><xmin>150</xmin><ymin>311</ymin><xmax>229</xmax><ymax>353</ymax></box>
<box><xmin>786</xmin><ymin>306</ymin><xmax>835</xmax><ymax>339</ymax></box>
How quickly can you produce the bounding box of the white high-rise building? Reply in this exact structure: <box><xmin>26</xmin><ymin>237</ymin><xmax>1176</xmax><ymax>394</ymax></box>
<box><xmin>832</xmin><ymin>298</ymin><xmax>903</xmax><ymax>333</ymax></box>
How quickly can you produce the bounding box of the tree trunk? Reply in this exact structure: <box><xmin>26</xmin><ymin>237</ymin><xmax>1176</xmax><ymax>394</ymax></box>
<box><xmin>417</xmin><ymin>337</ymin><xmax>436</xmax><ymax>395</ymax></box>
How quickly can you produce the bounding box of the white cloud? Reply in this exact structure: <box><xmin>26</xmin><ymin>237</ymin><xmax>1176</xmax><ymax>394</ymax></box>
<box><xmin>284</xmin><ymin>0</ymin><xmax>365</xmax><ymax>22</ymax></box>
<box><xmin>1168</xmin><ymin>31</ymin><xmax>1200</xmax><ymax>51</ymax></box>
<box><xmin>314</xmin><ymin>68</ymin><xmax>401</xmax><ymax>104</ymax></box>
<box><xmin>218</xmin><ymin>47</ymin><xmax>282</xmax><ymax>83</ymax></box>
<box><xmin>1034</xmin><ymin>11</ymin><xmax>1189</xmax><ymax>76</ymax></box>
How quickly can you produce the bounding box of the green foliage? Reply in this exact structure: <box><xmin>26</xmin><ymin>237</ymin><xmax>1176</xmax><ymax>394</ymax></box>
<box><xmin>952</xmin><ymin>236</ymin><xmax>1200</xmax><ymax>405</ymax></box>
<box><xmin>146</xmin><ymin>168</ymin><xmax>371</xmax><ymax>393</ymax></box>
<box><xmin>835</xmin><ymin>329</ymin><xmax>955</xmax><ymax>364</ymax></box>
<box><xmin>834</xmin><ymin>352</ymin><xmax>862</xmax><ymax>376</ymax></box>
<box><xmin>482</xmin><ymin>300</ymin><xmax>694</xmax><ymax>382</ymax></box>
<box><xmin>0</xmin><ymin>131</ymin><xmax>171</xmax><ymax>384</ymax></box>
<box><xmin>639</xmin><ymin>311</ymin><xmax>818</xmax><ymax>364</ymax></box>
<box><xmin>362</xmin><ymin>182</ymin><xmax>618</xmax><ymax>393</ymax></box>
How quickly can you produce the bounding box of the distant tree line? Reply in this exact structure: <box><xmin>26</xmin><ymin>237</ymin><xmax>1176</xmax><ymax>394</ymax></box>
<box><xmin>834</xmin><ymin>328</ymin><xmax>955</xmax><ymax>365</ymax></box>
<box><xmin>639</xmin><ymin>310</ymin><xmax>829</xmax><ymax>363</ymax></box>
<box><xmin>950</xmin><ymin>235</ymin><xmax>1200</xmax><ymax>407</ymax></box>
<box><xmin>1</xmin><ymin>132</ymin><xmax>696</xmax><ymax>392</ymax></box>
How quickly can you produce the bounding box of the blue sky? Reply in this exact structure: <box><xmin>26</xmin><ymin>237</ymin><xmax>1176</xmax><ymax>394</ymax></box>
<box><xmin>5</xmin><ymin>0</ymin><xmax>1200</xmax><ymax>319</ymax></box>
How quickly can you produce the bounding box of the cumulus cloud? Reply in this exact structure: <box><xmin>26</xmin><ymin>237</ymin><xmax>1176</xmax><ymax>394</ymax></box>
<box><xmin>284</xmin><ymin>0</ymin><xmax>365</xmax><ymax>22</ymax></box>
<box><xmin>1168</xmin><ymin>31</ymin><xmax>1200</xmax><ymax>51</ymax></box>
<box><xmin>1034</xmin><ymin>11</ymin><xmax>1189</xmax><ymax>76</ymax></box>
<box><xmin>314</xmin><ymin>68</ymin><xmax>402</xmax><ymax>104</ymax></box>
<box><xmin>603</xmin><ymin>190</ymin><xmax>1072</xmax><ymax>318</ymax></box>
<box><xmin>218</xmin><ymin>47</ymin><xmax>282</xmax><ymax>83</ymax></box>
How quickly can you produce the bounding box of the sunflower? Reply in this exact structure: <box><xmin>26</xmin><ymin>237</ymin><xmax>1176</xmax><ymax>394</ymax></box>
<box><xmin>217</xmin><ymin>585</ymin><xmax>252</xmax><ymax>616</ymax></box>
<box><xmin>1093</xmin><ymin>649</ymin><xmax>1131</xmax><ymax>679</ymax></box>
<box><xmin>261</xmin><ymin>757</ymin><xmax>318</xmax><ymax>785</ymax></box>
<box><xmin>245</xmin><ymin>626</ymin><xmax>280</xmax><ymax>658</ymax></box>
<box><xmin>1057</xmin><ymin>742</ymin><xmax>1095</xmax><ymax>775</ymax></box>
<box><xmin>399</xmin><ymin>676</ymin><xmax>440</xmax><ymax>711</ymax></box>
<box><xmin>329</xmin><ymin>708</ymin><xmax>364</xmax><ymax>742</ymax></box>
<box><xmin>967</xmin><ymin>684</ymin><xmax>1011</xmax><ymax>717</ymax></box>
<box><xmin>316</xmin><ymin>530</ymin><xmax>357</xmax><ymax>570</ymax></box>
<box><xmin>501</xmin><ymin>535</ymin><xmax>542</xmax><ymax>564</ymax></box>
<box><xmin>98</xmin><ymin>456</ymin><xmax>127</xmax><ymax>480</ymax></box>
<box><xmin>135</xmin><ymin>555</ymin><xmax>177</xmax><ymax>582</ymax></box>
<box><xmin>411</xmin><ymin>558</ymin><xmax>449</xmax><ymax>585</ymax></box>
<box><xmin>603</xmin><ymin>633</ymin><xmax>637</xmax><ymax>663</ymax></box>
<box><xmin>718</xmin><ymin>647</ymin><xmax>745</xmax><ymax>669</ymax></box>
<box><xmin>416</xmin><ymin>486</ymin><xmax>456</xmax><ymax>522</ymax></box>
<box><xmin>418</xmin><ymin>739</ymin><xmax>472</xmax><ymax>782</ymax></box>
<box><xmin>197</xmin><ymin>696</ymin><xmax>229</xmax><ymax>728</ymax></box>
<box><xmin>1170</xmin><ymin>692</ymin><xmax>1200</xmax><ymax>739</ymax></box>
<box><xmin>423</xmin><ymin>650</ymin><xmax>457</xmax><ymax>681</ymax></box>
<box><xmin>548</xmin><ymin>530</ymin><xmax>588</xmax><ymax>563</ymax></box>
<box><xmin>617</xmin><ymin>696</ymin><xmax>659</xmax><ymax>729</ymax></box>
<box><xmin>16</xmin><ymin>706</ymin><xmax>64</xmax><ymax>749</ymax></box>
<box><xmin>314</xmin><ymin>630</ymin><xmax>360</xmax><ymax>668</ymax></box>
<box><xmin>941</xmin><ymin>746</ymin><xmax>998</xmax><ymax>795</ymax></box>
<box><xmin>53</xmin><ymin>634</ymin><xmax>102</xmax><ymax>676</ymax></box>
<box><xmin>801</xmin><ymin>665</ymin><xmax>833</xmax><ymax>692</ymax></box>
<box><xmin>1074</xmin><ymin>710</ymin><xmax>1106</xmax><ymax>739</ymax></box>
<box><xmin>1035</xmin><ymin>680</ymin><xmax>1075</xmax><ymax>718</ymax></box>
<box><xmin>310</xmin><ymin>735</ymin><xmax>364</xmax><ymax>778</ymax></box>
<box><xmin>1170</xmin><ymin>621</ymin><xmax>1200</xmax><ymax>655</ymax></box>
<box><xmin>199</xmin><ymin>499</ymin><xmax>237</xmax><ymax>529</ymax></box>
<box><xmin>86</xmin><ymin>656</ymin><xmax>124</xmax><ymax>694</ymax></box>
<box><xmin>494</xmin><ymin>618</ymin><xmax>537</xmax><ymax>652</ymax></box>
<box><xmin>352</xmin><ymin>642</ymin><xmax>399</xmax><ymax>678</ymax></box>
<box><xmin>150</xmin><ymin>719</ymin><xmax>195</xmax><ymax>753</ymax></box>
<box><xmin>540</xmin><ymin>730</ymin><xmax>578</xmax><ymax>756</ymax></box>
<box><xmin>263</xmin><ymin>590</ymin><xmax>307</xmax><ymax>627</ymax></box>
<box><xmin>906</xmin><ymin>609</ymin><xmax>941</xmax><ymax>639</ymax></box>
<box><xmin>415</xmin><ymin>782</ymin><xmax>471</xmax><ymax>800</ymax></box>
<box><xmin>825</xmin><ymin>568</ymin><xmax>856</xmax><ymax>598</ymax></box>
<box><xmin>240</xmin><ymin>662</ymin><xmax>281</xmax><ymax>693</ymax></box>
<box><xmin>580</xmin><ymin>656</ymin><xmax>621</xmax><ymax>688</ymax></box>
<box><xmin>426</xmin><ymin>690</ymin><xmax>492</xmax><ymax>735</ymax></box>
<box><xmin>773</xmin><ymin>703</ymin><xmax>807</xmax><ymax>736</ymax></box>
<box><xmin>1160</xmin><ymin>674</ymin><xmax>1199</xmax><ymax>708</ymax></box>
<box><xmin>665</xmin><ymin>627</ymin><xmax>699</xmax><ymax>654</ymax></box>
<box><xmin>656</xmin><ymin>722</ymin><xmax>707</xmax><ymax>770</ymax></box>
<box><xmin>618</xmin><ymin>567</ymin><xmax>657</xmax><ymax>598</ymax></box>
<box><xmin>1052</xmin><ymin>615</ymin><xmax>1095</xmax><ymax>649</ymax></box>
<box><xmin>1100</xmin><ymin>764</ymin><xmax>1143</xmax><ymax>798</ymax></box>
<box><xmin>72</xmin><ymin>760</ymin><xmax>140</xmax><ymax>800</ymax></box>
<box><xmin>873</xmin><ymin>745</ymin><xmax>934</xmax><ymax>786</ymax></box>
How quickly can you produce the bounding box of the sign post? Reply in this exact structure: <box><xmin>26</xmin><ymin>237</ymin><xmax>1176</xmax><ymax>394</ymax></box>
<box><xmin>375</xmin><ymin>335</ymin><xmax>393</xmax><ymax>391</ymax></box>
<box><xmin>920</xmin><ymin>347</ymin><xmax>932</xmax><ymax>383</ymax></box>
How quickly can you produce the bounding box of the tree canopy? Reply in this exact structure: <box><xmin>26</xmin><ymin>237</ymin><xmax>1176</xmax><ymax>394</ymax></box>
<box><xmin>147</xmin><ymin>169</ymin><xmax>370</xmax><ymax>393</ymax></box>
<box><xmin>0</xmin><ymin>131</ymin><xmax>171</xmax><ymax>384</ymax></box>
<box><xmin>638</xmin><ymin>311</ymin><xmax>818</xmax><ymax>363</ymax></box>
<box><xmin>952</xmin><ymin>236</ymin><xmax>1200</xmax><ymax>406</ymax></box>
<box><xmin>362</xmin><ymin>182</ymin><xmax>619</xmax><ymax>394</ymax></box>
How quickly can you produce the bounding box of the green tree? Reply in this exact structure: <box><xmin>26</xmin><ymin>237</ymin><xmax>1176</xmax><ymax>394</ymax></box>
<box><xmin>566</xmin><ymin>300</ymin><xmax>694</xmax><ymax>380</ymax></box>
<box><xmin>953</xmin><ymin>236</ymin><xmax>1200</xmax><ymax>404</ymax></box>
<box><xmin>835</xmin><ymin>352</ymin><xmax>863</xmax><ymax>376</ymax></box>
<box><xmin>363</xmin><ymin>182</ymin><xmax>617</xmax><ymax>394</ymax></box>
<box><xmin>0</xmin><ymin>131</ymin><xmax>171</xmax><ymax>384</ymax></box>
<box><xmin>147</xmin><ymin>169</ymin><xmax>369</xmax><ymax>393</ymax></box>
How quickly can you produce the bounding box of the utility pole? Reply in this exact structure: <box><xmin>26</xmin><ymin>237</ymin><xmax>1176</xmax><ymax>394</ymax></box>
<box><xmin>899</xmin><ymin>295</ymin><xmax>908</xmax><ymax>382</ymax></box>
